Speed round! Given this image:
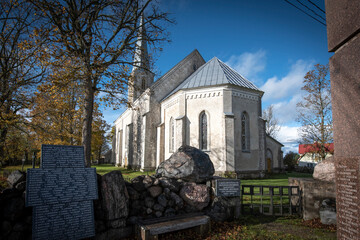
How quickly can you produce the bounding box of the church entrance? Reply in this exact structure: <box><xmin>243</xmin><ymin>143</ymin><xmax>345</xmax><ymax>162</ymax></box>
<box><xmin>266</xmin><ymin>149</ymin><xmax>273</xmax><ymax>173</ymax></box>
<box><xmin>267</xmin><ymin>158</ymin><xmax>272</xmax><ymax>173</ymax></box>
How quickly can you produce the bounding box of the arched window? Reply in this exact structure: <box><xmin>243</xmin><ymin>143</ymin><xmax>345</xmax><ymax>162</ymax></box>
<box><xmin>241</xmin><ymin>112</ymin><xmax>250</xmax><ymax>152</ymax></box>
<box><xmin>199</xmin><ymin>111</ymin><xmax>208</xmax><ymax>150</ymax></box>
<box><xmin>169</xmin><ymin>117</ymin><xmax>175</xmax><ymax>152</ymax></box>
<box><xmin>141</xmin><ymin>78</ymin><xmax>146</xmax><ymax>90</ymax></box>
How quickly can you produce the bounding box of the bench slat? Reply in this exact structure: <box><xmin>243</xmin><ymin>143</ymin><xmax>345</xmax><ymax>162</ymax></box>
<box><xmin>140</xmin><ymin>215</ymin><xmax>210</xmax><ymax>236</ymax></box>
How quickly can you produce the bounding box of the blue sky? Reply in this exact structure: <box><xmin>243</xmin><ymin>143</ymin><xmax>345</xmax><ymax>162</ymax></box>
<box><xmin>102</xmin><ymin>0</ymin><xmax>331</xmax><ymax>154</ymax></box>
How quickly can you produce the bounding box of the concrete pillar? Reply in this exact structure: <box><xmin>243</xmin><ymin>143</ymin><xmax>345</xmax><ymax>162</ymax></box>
<box><xmin>325</xmin><ymin>1</ymin><xmax>360</xmax><ymax>239</ymax></box>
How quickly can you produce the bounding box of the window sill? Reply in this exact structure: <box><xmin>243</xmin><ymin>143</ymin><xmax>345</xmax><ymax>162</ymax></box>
<box><xmin>242</xmin><ymin>150</ymin><xmax>250</xmax><ymax>153</ymax></box>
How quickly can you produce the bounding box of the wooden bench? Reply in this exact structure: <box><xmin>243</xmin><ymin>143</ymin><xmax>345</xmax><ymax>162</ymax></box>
<box><xmin>135</xmin><ymin>213</ymin><xmax>211</xmax><ymax>240</ymax></box>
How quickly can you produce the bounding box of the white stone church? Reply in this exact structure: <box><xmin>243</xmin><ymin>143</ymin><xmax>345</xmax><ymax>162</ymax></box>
<box><xmin>112</xmin><ymin>23</ymin><xmax>283</xmax><ymax>177</ymax></box>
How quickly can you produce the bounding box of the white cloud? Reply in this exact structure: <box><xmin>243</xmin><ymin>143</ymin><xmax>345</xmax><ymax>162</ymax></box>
<box><xmin>226</xmin><ymin>50</ymin><xmax>266</xmax><ymax>81</ymax></box>
<box><xmin>260</xmin><ymin>60</ymin><xmax>312</xmax><ymax>101</ymax></box>
<box><xmin>277</xmin><ymin>125</ymin><xmax>300</xmax><ymax>154</ymax></box>
<box><xmin>272</xmin><ymin>93</ymin><xmax>304</xmax><ymax>125</ymax></box>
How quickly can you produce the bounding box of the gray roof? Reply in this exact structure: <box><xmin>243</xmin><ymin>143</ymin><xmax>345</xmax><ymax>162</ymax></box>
<box><xmin>164</xmin><ymin>57</ymin><xmax>261</xmax><ymax>100</ymax></box>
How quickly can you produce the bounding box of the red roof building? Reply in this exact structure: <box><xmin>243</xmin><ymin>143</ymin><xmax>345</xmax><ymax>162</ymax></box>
<box><xmin>298</xmin><ymin>143</ymin><xmax>334</xmax><ymax>155</ymax></box>
<box><xmin>298</xmin><ymin>143</ymin><xmax>334</xmax><ymax>167</ymax></box>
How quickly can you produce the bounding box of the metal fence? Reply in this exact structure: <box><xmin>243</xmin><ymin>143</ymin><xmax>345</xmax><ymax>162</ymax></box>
<box><xmin>241</xmin><ymin>185</ymin><xmax>302</xmax><ymax>216</ymax></box>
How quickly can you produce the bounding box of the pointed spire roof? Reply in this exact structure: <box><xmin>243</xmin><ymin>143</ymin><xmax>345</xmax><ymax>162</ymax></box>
<box><xmin>133</xmin><ymin>13</ymin><xmax>150</xmax><ymax>70</ymax></box>
<box><xmin>163</xmin><ymin>57</ymin><xmax>261</xmax><ymax>100</ymax></box>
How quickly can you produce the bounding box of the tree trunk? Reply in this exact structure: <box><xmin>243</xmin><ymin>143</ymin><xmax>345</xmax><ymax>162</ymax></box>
<box><xmin>0</xmin><ymin>127</ymin><xmax>8</xmax><ymax>162</ymax></box>
<box><xmin>82</xmin><ymin>77</ymin><xmax>94</xmax><ymax>167</ymax></box>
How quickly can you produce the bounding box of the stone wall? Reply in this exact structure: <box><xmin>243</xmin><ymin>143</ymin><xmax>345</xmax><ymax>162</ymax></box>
<box><xmin>288</xmin><ymin>177</ymin><xmax>336</xmax><ymax>220</ymax></box>
<box><xmin>1</xmin><ymin>170</ymin><xmax>239</xmax><ymax>239</ymax></box>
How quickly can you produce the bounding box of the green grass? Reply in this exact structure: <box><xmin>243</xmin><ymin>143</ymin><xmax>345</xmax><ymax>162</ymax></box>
<box><xmin>91</xmin><ymin>164</ymin><xmax>155</xmax><ymax>180</ymax></box>
<box><xmin>241</xmin><ymin>172</ymin><xmax>312</xmax><ymax>186</ymax></box>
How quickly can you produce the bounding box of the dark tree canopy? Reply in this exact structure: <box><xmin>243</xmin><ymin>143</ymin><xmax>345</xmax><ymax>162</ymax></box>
<box><xmin>29</xmin><ymin>0</ymin><xmax>173</xmax><ymax>166</ymax></box>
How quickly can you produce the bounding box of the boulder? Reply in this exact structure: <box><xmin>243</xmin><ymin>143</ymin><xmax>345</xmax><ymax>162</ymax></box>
<box><xmin>159</xmin><ymin>178</ymin><xmax>181</xmax><ymax>192</ymax></box>
<box><xmin>143</xmin><ymin>175</ymin><xmax>153</xmax><ymax>188</ymax></box>
<box><xmin>127</xmin><ymin>186</ymin><xmax>140</xmax><ymax>200</ymax></box>
<box><xmin>148</xmin><ymin>186</ymin><xmax>162</xmax><ymax>198</ymax></box>
<box><xmin>144</xmin><ymin>197</ymin><xmax>155</xmax><ymax>208</ymax></box>
<box><xmin>153</xmin><ymin>203</ymin><xmax>164</xmax><ymax>212</ymax></box>
<box><xmin>313</xmin><ymin>157</ymin><xmax>335</xmax><ymax>182</ymax></box>
<box><xmin>179</xmin><ymin>183</ymin><xmax>210</xmax><ymax>211</ymax></box>
<box><xmin>164</xmin><ymin>208</ymin><xmax>176</xmax><ymax>217</ymax></box>
<box><xmin>155</xmin><ymin>211</ymin><xmax>162</xmax><ymax>218</ymax></box>
<box><xmin>156</xmin><ymin>145</ymin><xmax>215</xmax><ymax>183</ymax></box>
<box><xmin>169</xmin><ymin>192</ymin><xmax>184</xmax><ymax>209</ymax></box>
<box><xmin>7</xmin><ymin>171</ymin><xmax>25</xmax><ymax>188</ymax></box>
<box><xmin>97</xmin><ymin>171</ymin><xmax>129</xmax><ymax>221</ymax></box>
<box><xmin>131</xmin><ymin>175</ymin><xmax>146</xmax><ymax>192</ymax></box>
<box><xmin>157</xmin><ymin>194</ymin><xmax>168</xmax><ymax>207</ymax></box>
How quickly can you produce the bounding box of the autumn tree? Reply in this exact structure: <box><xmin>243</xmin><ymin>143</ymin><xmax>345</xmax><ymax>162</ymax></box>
<box><xmin>0</xmin><ymin>0</ymin><xmax>47</xmax><ymax>162</ymax></box>
<box><xmin>30</xmin><ymin>0</ymin><xmax>172</xmax><ymax>166</ymax></box>
<box><xmin>296</xmin><ymin>63</ymin><xmax>333</xmax><ymax>161</ymax></box>
<box><xmin>263</xmin><ymin>104</ymin><xmax>281</xmax><ymax>138</ymax></box>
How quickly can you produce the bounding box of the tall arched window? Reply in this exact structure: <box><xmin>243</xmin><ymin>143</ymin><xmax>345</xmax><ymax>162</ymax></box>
<box><xmin>200</xmin><ymin>111</ymin><xmax>208</xmax><ymax>150</ymax></box>
<box><xmin>141</xmin><ymin>78</ymin><xmax>146</xmax><ymax>90</ymax></box>
<box><xmin>241</xmin><ymin>112</ymin><xmax>250</xmax><ymax>152</ymax></box>
<box><xmin>169</xmin><ymin>117</ymin><xmax>175</xmax><ymax>152</ymax></box>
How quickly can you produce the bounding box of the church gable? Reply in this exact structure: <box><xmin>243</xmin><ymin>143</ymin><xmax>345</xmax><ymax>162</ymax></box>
<box><xmin>151</xmin><ymin>49</ymin><xmax>205</xmax><ymax>102</ymax></box>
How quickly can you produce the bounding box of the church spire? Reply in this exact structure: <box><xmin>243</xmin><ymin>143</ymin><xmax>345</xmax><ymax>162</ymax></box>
<box><xmin>128</xmin><ymin>13</ymin><xmax>154</xmax><ymax>104</ymax></box>
<box><xmin>133</xmin><ymin>13</ymin><xmax>150</xmax><ymax>70</ymax></box>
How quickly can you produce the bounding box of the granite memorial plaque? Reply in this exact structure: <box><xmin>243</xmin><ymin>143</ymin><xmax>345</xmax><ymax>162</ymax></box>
<box><xmin>215</xmin><ymin>179</ymin><xmax>241</xmax><ymax>197</ymax></box>
<box><xmin>26</xmin><ymin>145</ymin><xmax>98</xmax><ymax>240</ymax></box>
<box><xmin>335</xmin><ymin>157</ymin><xmax>360</xmax><ymax>240</ymax></box>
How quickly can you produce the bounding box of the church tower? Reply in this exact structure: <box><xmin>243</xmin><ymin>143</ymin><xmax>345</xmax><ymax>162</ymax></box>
<box><xmin>128</xmin><ymin>14</ymin><xmax>154</xmax><ymax>104</ymax></box>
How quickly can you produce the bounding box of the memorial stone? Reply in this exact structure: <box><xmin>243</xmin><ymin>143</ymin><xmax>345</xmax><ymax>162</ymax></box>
<box><xmin>26</xmin><ymin>144</ymin><xmax>98</xmax><ymax>240</ymax></box>
<box><xmin>215</xmin><ymin>179</ymin><xmax>241</xmax><ymax>197</ymax></box>
<box><xmin>325</xmin><ymin>1</ymin><xmax>360</xmax><ymax>239</ymax></box>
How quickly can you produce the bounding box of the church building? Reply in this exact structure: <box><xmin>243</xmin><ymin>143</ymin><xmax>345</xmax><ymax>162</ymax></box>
<box><xmin>112</xmin><ymin>20</ymin><xmax>283</xmax><ymax>177</ymax></box>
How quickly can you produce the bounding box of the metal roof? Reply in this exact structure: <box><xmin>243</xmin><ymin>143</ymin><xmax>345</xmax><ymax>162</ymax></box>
<box><xmin>164</xmin><ymin>57</ymin><xmax>261</xmax><ymax>100</ymax></box>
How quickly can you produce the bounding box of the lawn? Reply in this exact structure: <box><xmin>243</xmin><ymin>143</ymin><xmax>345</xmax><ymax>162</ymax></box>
<box><xmin>241</xmin><ymin>172</ymin><xmax>312</xmax><ymax>186</ymax></box>
<box><xmin>92</xmin><ymin>164</ymin><xmax>155</xmax><ymax>180</ymax></box>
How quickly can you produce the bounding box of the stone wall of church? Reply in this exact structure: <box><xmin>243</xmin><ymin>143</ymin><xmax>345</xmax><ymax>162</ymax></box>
<box><xmin>231</xmin><ymin>88</ymin><xmax>263</xmax><ymax>173</ymax></box>
<box><xmin>185</xmin><ymin>88</ymin><xmax>225</xmax><ymax>171</ymax></box>
<box><xmin>160</xmin><ymin>87</ymin><xmax>226</xmax><ymax>172</ymax></box>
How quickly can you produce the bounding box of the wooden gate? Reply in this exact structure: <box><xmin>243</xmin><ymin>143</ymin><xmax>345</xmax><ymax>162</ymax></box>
<box><xmin>241</xmin><ymin>185</ymin><xmax>302</xmax><ymax>216</ymax></box>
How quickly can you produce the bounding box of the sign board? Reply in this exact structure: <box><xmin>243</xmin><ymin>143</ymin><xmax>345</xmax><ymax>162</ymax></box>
<box><xmin>26</xmin><ymin>145</ymin><xmax>98</xmax><ymax>240</ymax></box>
<box><xmin>215</xmin><ymin>179</ymin><xmax>241</xmax><ymax>197</ymax></box>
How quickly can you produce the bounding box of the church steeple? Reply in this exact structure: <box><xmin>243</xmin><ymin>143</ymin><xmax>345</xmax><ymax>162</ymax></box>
<box><xmin>128</xmin><ymin>13</ymin><xmax>154</xmax><ymax>104</ymax></box>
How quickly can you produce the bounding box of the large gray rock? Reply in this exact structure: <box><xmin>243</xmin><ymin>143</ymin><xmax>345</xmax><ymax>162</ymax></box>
<box><xmin>156</xmin><ymin>145</ymin><xmax>215</xmax><ymax>183</ymax></box>
<box><xmin>7</xmin><ymin>171</ymin><xmax>25</xmax><ymax>188</ymax></box>
<box><xmin>97</xmin><ymin>171</ymin><xmax>129</xmax><ymax>221</ymax></box>
<box><xmin>313</xmin><ymin>156</ymin><xmax>335</xmax><ymax>182</ymax></box>
<box><xmin>179</xmin><ymin>183</ymin><xmax>210</xmax><ymax>211</ymax></box>
<box><xmin>148</xmin><ymin>186</ymin><xmax>162</xmax><ymax>198</ymax></box>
